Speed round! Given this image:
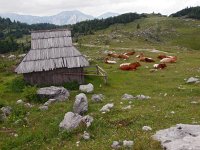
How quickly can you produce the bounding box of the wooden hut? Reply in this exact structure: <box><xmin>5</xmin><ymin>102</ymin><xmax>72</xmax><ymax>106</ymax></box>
<box><xmin>15</xmin><ymin>29</ymin><xmax>89</xmax><ymax>85</ymax></box>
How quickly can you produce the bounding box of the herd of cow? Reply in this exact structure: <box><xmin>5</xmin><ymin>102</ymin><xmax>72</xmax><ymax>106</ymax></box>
<box><xmin>104</xmin><ymin>51</ymin><xmax>177</xmax><ymax>71</ymax></box>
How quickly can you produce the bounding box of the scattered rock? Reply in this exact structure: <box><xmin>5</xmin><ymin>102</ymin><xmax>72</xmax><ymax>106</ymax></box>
<box><xmin>82</xmin><ymin>115</ymin><xmax>94</xmax><ymax>127</ymax></box>
<box><xmin>37</xmin><ymin>86</ymin><xmax>70</xmax><ymax>101</ymax></box>
<box><xmin>136</xmin><ymin>95</ymin><xmax>151</xmax><ymax>100</ymax></box>
<box><xmin>16</xmin><ymin>99</ymin><xmax>24</xmax><ymax>104</ymax></box>
<box><xmin>0</xmin><ymin>113</ymin><xmax>6</xmax><ymax>122</ymax></box>
<box><xmin>39</xmin><ymin>105</ymin><xmax>48</xmax><ymax>111</ymax></box>
<box><xmin>8</xmin><ymin>55</ymin><xmax>16</xmax><ymax>59</ymax></box>
<box><xmin>79</xmin><ymin>83</ymin><xmax>94</xmax><ymax>93</ymax></box>
<box><xmin>123</xmin><ymin>140</ymin><xmax>134</xmax><ymax>148</ymax></box>
<box><xmin>122</xmin><ymin>94</ymin><xmax>134</xmax><ymax>100</ymax></box>
<box><xmin>82</xmin><ymin>131</ymin><xmax>90</xmax><ymax>140</ymax></box>
<box><xmin>91</xmin><ymin>94</ymin><xmax>104</xmax><ymax>102</ymax></box>
<box><xmin>122</xmin><ymin>105</ymin><xmax>132</xmax><ymax>110</ymax></box>
<box><xmin>1</xmin><ymin>106</ymin><xmax>12</xmax><ymax>116</ymax></box>
<box><xmin>59</xmin><ymin>112</ymin><xmax>83</xmax><ymax>131</ymax></box>
<box><xmin>76</xmin><ymin>141</ymin><xmax>80</xmax><ymax>147</ymax></box>
<box><xmin>142</xmin><ymin>126</ymin><xmax>152</xmax><ymax>131</ymax></box>
<box><xmin>191</xmin><ymin>101</ymin><xmax>198</xmax><ymax>104</ymax></box>
<box><xmin>150</xmin><ymin>69</ymin><xmax>158</xmax><ymax>73</ymax></box>
<box><xmin>73</xmin><ymin>93</ymin><xmax>88</xmax><ymax>115</ymax></box>
<box><xmin>59</xmin><ymin>112</ymin><xmax>93</xmax><ymax>131</ymax></box>
<box><xmin>24</xmin><ymin>103</ymin><xmax>34</xmax><ymax>108</ymax></box>
<box><xmin>18</xmin><ymin>54</ymin><xmax>26</xmax><ymax>58</ymax></box>
<box><xmin>111</xmin><ymin>141</ymin><xmax>121</xmax><ymax>149</ymax></box>
<box><xmin>186</xmin><ymin>77</ymin><xmax>199</xmax><ymax>84</ymax></box>
<box><xmin>44</xmin><ymin>99</ymin><xmax>57</xmax><ymax>106</ymax></box>
<box><xmin>153</xmin><ymin>124</ymin><xmax>200</xmax><ymax>150</ymax></box>
<box><xmin>171</xmin><ymin>111</ymin><xmax>175</xmax><ymax>114</ymax></box>
<box><xmin>100</xmin><ymin>103</ymin><xmax>114</xmax><ymax>113</ymax></box>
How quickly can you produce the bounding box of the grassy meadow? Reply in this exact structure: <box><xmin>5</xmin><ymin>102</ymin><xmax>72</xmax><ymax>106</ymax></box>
<box><xmin>0</xmin><ymin>16</ymin><xmax>200</xmax><ymax>150</ymax></box>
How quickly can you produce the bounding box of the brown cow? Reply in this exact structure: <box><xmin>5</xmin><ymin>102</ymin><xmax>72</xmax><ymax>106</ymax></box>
<box><xmin>120</xmin><ymin>62</ymin><xmax>141</xmax><ymax>71</ymax></box>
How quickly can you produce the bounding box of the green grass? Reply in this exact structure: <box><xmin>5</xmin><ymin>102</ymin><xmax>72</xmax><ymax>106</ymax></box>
<box><xmin>0</xmin><ymin>16</ymin><xmax>200</xmax><ymax>150</ymax></box>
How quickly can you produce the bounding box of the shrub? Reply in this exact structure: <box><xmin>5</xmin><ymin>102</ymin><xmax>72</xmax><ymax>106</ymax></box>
<box><xmin>22</xmin><ymin>86</ymin><xmax>38</xmax><ymax>102</ymax></box>
<box><xmin>63</xmin><ymin>81</ymin><xmax>79</xmax><ymax>91</ymax></box>
<box><xmin>7</xmin><ymin>76</ymin><xmax>27</xmax><ymax>92</ymax></box>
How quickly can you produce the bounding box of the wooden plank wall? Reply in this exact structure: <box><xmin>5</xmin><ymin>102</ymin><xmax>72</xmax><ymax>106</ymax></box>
<box><xmin>24</xmin><ymin>68</ymin><xmax>84</xmax><ymax>86</ymax></box>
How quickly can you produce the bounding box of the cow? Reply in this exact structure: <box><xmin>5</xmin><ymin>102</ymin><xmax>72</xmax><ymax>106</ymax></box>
<box><xmin>153</xmin><ymin>63</ymin><xmax>167</xmax><ymax>69</ymax></box>
<box><xmin>120</xmin><ymin>62</ymin><xmax>141</xmax><ymax>71</ymax></box>
<box><xmin>160</xmin><ymin>56</ymin><xmax>177</xmax><ymax>63</ymax></box>
<box><xmin>138</xmin><ymin>53</ymin><xmax>155</xmax><ymax>62</ymax></box>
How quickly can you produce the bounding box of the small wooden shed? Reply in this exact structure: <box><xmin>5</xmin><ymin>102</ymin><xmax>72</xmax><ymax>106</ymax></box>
<box><xmin>15</xmin><ymin>29</ymin><xmax>89</xmax><ymax>85</ymax></box>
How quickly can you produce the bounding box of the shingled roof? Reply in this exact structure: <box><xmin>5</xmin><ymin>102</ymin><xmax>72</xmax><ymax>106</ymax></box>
<box><xmin>15</xmin><ymin>29</ymin><xmax>89</xmax><ymax>74</ymax></box>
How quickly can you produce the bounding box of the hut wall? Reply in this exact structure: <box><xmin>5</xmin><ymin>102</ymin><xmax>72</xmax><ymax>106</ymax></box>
<box><xmin>24</xmin><ymin>67</ymin><xmax>84</xmax><ymax>86</ymax></box>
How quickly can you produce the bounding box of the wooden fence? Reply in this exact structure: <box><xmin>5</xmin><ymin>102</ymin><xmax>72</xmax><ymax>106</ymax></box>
<box><xmin>84</xmin><ymin>65</ymin><xmax>108</xmax><ymax>84</ymax></box>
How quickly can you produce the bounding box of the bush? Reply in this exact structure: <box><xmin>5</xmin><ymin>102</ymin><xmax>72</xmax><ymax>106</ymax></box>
<box><xmin>63</xmin><ymin>81</ymin><xmax>79</xmax><ymax>91</ymax></box>
<box><xmin>22</xmin><ymin>86</ymin><xmax>38</xmax><ymax>102</ymax></box>
<box><xmin>7</xmin><ymin>76</ymin><xmax>27</xmax><ymax>92</ymax></box>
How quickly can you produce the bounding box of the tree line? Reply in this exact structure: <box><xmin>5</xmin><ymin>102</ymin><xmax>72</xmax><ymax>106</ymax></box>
<box><xmin>170</xmin><ymin>6</ymin><xmax>200</xmax><ymax>20</ymax></box>
<box><xmin>0</xmin><ymin>13</ymin><xmax>146</xmax><ymax>54</ymax></box>
<box><xmin>0</xmin><ymin>17</ymin><xmax>58</xmax><ymax>53</ymax></box>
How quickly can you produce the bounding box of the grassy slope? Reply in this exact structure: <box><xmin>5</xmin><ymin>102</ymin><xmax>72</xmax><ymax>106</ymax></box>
<box><xmin>0</xmin><ymin>16</ymin><xmax>200</xmax><ymax>150</ymax></box>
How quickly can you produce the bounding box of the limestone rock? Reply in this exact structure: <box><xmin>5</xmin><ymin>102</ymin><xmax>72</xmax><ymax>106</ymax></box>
<box><xmin>100</xmin><ymin>103</ymin><xmax>114</xmax><ymax>112</ymax></box>
<box><xmin>1</xmin><ymin>106</ymin><xmax>12</xmax><ymax>116</ymax></box>
<box><xmin>91</xmin><ymin>94</ymin><xmax>104</xmax><ymax>102</ymax></box>
<box><xmin>123</xmin><ymin>140</ymin><xmax>134</xmax><ymax>148</ymax></box>
<box><xmin>16</xmin><ymin>99</ymin><xmax>24</xmax><ymax>104</ymax></box>
<box><xmin>187</xmin><ymin>77</ymin><xmax>199</xmax><ymax>83</ymax></box>
<box><xmin>153</xmin><ymin>124</ymin><xmax>200</xmax><ymax>150</ymax></box>
<box><xmin>82</xmin><ymin>131</ymin><xmax>90</xmax><ymax>140</ymax></box>
<box><xmin>37</xmin><ymin>86</ymin><xmax>70</xmax><ymax>101</ymax></box>
<box><xmin>73</xmin><ymin>93</ymin><xmax>88</xmax><ymax>115</ymax></box>
<box><xmin>39</xmin><ymin>105</ymin><xmax>48</xmax><ymax>111</ymax></box>
<box><xmin>111</xmin><ymin>141</ymin><xmax>121</xmax><ymax>149</ymax></box>
<box><xmin>122</xmin><ymin>94</ymin><xmax>135</xmax><ymax>100</ymax></box>
<box><xmin>136</xmin><ymin>95</ymin><xmax>151</xmax><ymax>100</ymax></box>
<box><xmin>79</xmin><ymin>83</ymin><xmax>94</xmax><ymax>93</ymax></box>
<box><xmin>59</xmin><ymin>112</ymin><xmax>93</xmax><ymax>131</ymax></box>
<box><xmin>59</xmin><ymin>112</ymin><xmax>83</xmax><ymax>131</ymax></box>
<box><xmin>44</xmin><ymin>99</ymin><xmax>57</xmax><ymax>106</ymax></box>
<box><xmin>142</xmin><ymin>126</ymin><xmax>152</xmax><ymax>131</ymax></box>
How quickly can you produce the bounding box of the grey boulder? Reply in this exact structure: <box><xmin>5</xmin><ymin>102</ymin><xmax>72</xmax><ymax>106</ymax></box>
<box><xmin>59</xmin><ymin>112</ymin><xmax>93</xmax><ymax>131</ymax></box>
<box><xmin>153</xmin><ymin>124</ymin><xmax>200</xmax><ymax>150</ymax></box>
<box><xmin>1</xmin><ymin>106</ymin><xmax>12</xmax><ymax>116</ymax></box>
<box><xmin>37</xmin><ymin>86</ymin><xmax>70</xmax><ymax>101</ymax></box>
<box><xmin>122</xmin><ymin>94</ymin><xmax>135</xmax><ymax>100</ymax></box>
<box><xmin>91</xmin><ymin>94</ymin><xmax>104</xmax><ymax>102</ymax></box>
<box><xmin>73</xmin><ymin>93</ymin><xmax>88</xmax><ymax>115</ymax></box>
<box><xmin>187</xmin><ymin>77</ymin><xmax>199</xmax><ymax>83</ymax></box>
<box><xmin>79</xmin><ymin>83</ymin><xmax>94</xmax><ymax>93</ymax></box>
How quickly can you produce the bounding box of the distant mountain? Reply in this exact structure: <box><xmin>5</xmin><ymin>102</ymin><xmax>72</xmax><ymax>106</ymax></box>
<box><xmin>97</xmin><ymin>12</ymin><xmax>119</xmax><ymax>19</ymax></box>
<box><xmin>0</xmin><ymin>10</ymin><xmax>94</xmax><ymax>25</ymax></box>
<box><xmin>170</xmin><ymin>6</ymin><xmax>200</xmax><ymax>20</ymax></box>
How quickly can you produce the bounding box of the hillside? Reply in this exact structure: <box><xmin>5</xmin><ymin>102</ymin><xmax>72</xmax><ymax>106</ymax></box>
<box><xmin>79</xmin><ymin>15</ymin><xmax>200</xmax><ymax>50</ymax></box>
<box><xmin>0</xmin><ymin>14</ymin><xmax>200</xmax><ymax>150</ymax></box>
<box><xmin>171</xmin><ymin>6</ymin><xmax>200</xmax><ymax>20</ymax></box>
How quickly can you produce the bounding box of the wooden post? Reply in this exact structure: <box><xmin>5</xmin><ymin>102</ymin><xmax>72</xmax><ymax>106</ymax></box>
<box><xmin>96</xmin><ymin>64</ymin><xmax>100</xmax><ymax>75</ymax></box>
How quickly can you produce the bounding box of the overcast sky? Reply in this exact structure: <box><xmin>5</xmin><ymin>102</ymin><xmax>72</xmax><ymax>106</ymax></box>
<box><xmin>0</xmin><ymin>0</ymin><xmax>199</xmax><ymax>16</ymax></box>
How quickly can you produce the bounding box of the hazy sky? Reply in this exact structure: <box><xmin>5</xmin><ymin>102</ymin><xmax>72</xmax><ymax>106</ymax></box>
<box><xmin>0</xmin><ymin>0</ymin><xmax>199</xmax><ymax>16</ymax></box>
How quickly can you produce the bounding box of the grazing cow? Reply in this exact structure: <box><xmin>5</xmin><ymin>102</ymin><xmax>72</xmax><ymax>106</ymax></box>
<box><xmin>160</xmin><ymin>56</ymin><xmax>177</xmax><ymax>63</ymax></box>
<box><xmin>157</xmin><ymin>54</ymin><xmax>168</xmax><ymax>59</ymax></box>
<box><xmin>120</xmin><ymin>62</ymin><xmax>141</xmax><ymax>71</ymax></box>
<box><xmin>107</xmin><ymin>53</ymin><xmax>119</xmax><ymax>58</ymax></box>
<box><xmin>104</xmin><ymin>58</ymin><xmax>117</xmax><ymax>64</ymax></box>
<box><xmin>123</xmin><ymin>51</ymin><xmax>135</xmax><ymax>56</ymax></box>
<box><xmin>138</xmin><ymin>53</ymin><xmax>155</xmax><ymax>62</ymax></box>
<box><xmin>153</xmin><ymin>63</ymin><xmax>167</xmax><ymax>69</ymax></box>
<box><xmin>118</xmin><ymin>54</ymin><xmax>129</xmax><ymax>59</ymax></box>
